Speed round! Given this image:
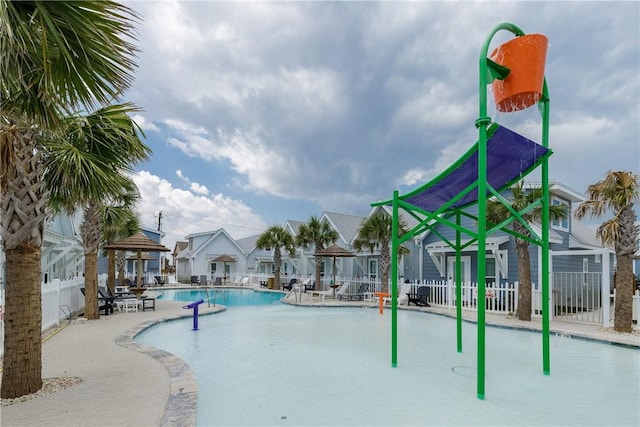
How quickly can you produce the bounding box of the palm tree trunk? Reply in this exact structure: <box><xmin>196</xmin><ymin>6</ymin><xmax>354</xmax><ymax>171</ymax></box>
<box><xmin>380</xmin><ymin>243</ymin><xmax>391</xmax><ymax>294</ymax></box>
<box><xmin>315</xmin><ymin>258</ymin><xmax>322</xmax><ymax>291</ymax></box>
<box><xmin>614</xmin><ymin>254</ymin><xmax>634</xmax><ymax>332</ymax></box>
<box><xmin>273</xmin><ymin>249</ymin><xmax>282</xmax><ymax>290</ymax></box>
<box><xmin>516</xmin><ymin>239</ymin><xmax>532</xmax><ymax>321</ymax></box>
<box><xmin>81</xmin><ymin>200</ymin><xmax>102</xmax><ymax>320</ymax></box>
<box><xmin>107</xmin><ymin>249</ymin><xmax>116</xmax><ymax>292</ymax></box>
<box><xmin>1</xmin><ymin>245</ymin><xmax>43</xmax><ymax>398</ymax></box>
<box><xmin>84</xmin><ymin>252</ymin><xmax>100</xmax><ymax>319</ymax></box>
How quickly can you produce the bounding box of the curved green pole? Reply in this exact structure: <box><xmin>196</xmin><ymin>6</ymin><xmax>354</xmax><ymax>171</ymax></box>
<box><xmin>391</xmin><ymin>190</ymin><xmax>399</xmax><ymax>367</ymax></box>
<box><xmin>476</xmin><ymin>22</ymin><xmax>525</xmax><ymax>400</ymax></box>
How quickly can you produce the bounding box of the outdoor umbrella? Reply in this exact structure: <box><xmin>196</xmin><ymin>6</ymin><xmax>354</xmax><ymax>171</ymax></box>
<box><xmin>104</xmin><ymin>232</ymin><xmax>170</xmax><ymax>289</ymax></box>
<box><xmin>314</xmin><ymin>244</ymin><xmax>355</xmax><ymax>291</ymax></box>
<box><xmin>212</xmin><ymin>254</ymin><xmax>237</xmax><ymax>285</ymax></box>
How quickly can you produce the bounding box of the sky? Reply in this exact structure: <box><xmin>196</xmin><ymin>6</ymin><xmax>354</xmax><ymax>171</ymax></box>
<box><xmin>121</xmin><ymin>1</ymin><xmax>640</xmax><ymax>251</ymax></box>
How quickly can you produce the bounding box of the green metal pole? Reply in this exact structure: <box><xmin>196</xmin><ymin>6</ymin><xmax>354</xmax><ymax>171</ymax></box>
<box><xmin>540</xmin><ymin>82</ymin><xmax>551</xmax><ymax>375</ymax></box>
<box><xmin>391</xmin><ymin>190</ymin><xmax>399</xmax><ymax>367</ymax></box>
<box><xmin>456</xmin><ymin>211</ymin><xmax>463</xmax><ymax>353</ymax></box>
<box><xmin>476</xmin><ymin>21</ymin><xmax>525</xmax><ymax>401</ymax></box>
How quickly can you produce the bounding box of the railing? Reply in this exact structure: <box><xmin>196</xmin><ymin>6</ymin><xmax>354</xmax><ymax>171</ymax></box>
<box><xmin>552</xmin><ymin>272</ymin><xmax>604</xmax><ymax>324</ymax></box>
<box><xmin>416</xmin><ymin>280</ymin><xmax>518</xmax><ymax>314</ymax></box>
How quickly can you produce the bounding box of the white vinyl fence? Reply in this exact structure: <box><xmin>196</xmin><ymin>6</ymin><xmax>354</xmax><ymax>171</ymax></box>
<box><xmin>0</xmin><ymin>275</ymin><xmax>104</xmax><ymax>357</ymax></box>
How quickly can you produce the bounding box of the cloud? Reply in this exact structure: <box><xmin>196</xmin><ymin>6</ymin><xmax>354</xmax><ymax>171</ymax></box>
<box><xmin>131</xmin><ymin>171</ymin><xmax>267</xmax><ymax>248</ymax></box>
<box><xmin>122</xmin><ymin>1</ymin><xmax>639</xmax><ymax>242</ymax></box>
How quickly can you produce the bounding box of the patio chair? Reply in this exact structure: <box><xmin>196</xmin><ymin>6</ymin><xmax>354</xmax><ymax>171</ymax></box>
<box><xmin>154</xmin><ymin>276</ymin><xmax>165</xmax><ymax>286</ymax></box>
<box><xmin>302</xmin><ymin>278</ymin><xmax>315</xmax><ymax>292</ymax></box>
<box><xmin>407</xmin><ymin>286</ymin><xmax>430</xmax><ymax>307</ymax></box>
<box><xmin>80</xmin><ymin>287</ymin><xmax>113</xmax><ymax>315</ymax></box>
<box><xmin>191</xmin><ymin>275</ymin><xmax>199</xmax><ymax>286</ymax></box>
<box><xmin>283</xmin><ymin>278</ymin><xmax>297</xmax><ymax>291</ymax></box>
<box><xmin>310</xmin><ymin>282</ymin><xmax>350</xmax><ymax>300</ymax></box>
<box><xmin>213</xmin><ymin>276</ymin><xmax>222</xmax><ymax>286</ymax></box>
<box><xmin>337</xmin><ymin>283</ymin><xmax>369</xmax><ymax>301</ymax></box>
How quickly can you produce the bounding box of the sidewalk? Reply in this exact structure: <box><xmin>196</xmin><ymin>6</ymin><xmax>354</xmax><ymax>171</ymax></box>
<box><xmin>2</xmin><ymin>288</ymin><xmax>638</xmax><ymax>427</ymax></box>
<box><xmin>1</xmin><ymin>299</ymin><xmax>224</xmax><ymax>427</ymax></box>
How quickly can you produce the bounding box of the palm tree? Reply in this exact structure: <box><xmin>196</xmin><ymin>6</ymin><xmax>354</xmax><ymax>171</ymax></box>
<box><xmin>255</xmin><ymin>225</ymin><xmax>296</xmax><ymax>290</ymax></box>
<box><xmin>0</xmin><ymin>1</ymin><xmax>139</xmax><ymax>398</ymax></box>
<box><xmin>574</xmin><ymin>171</ymin><xmax>639</xmax><ymax>333</ymax></box>
<box><xmin>296</xmin><ymin>216</ymin><xmax>338</xmax><ymax>291</ymax></box>
<box><xmin>353</xmin><ymin>210</ymin><xmax>410</xmax><ymax>294</ymax></box>
<box><xmin>486</xmin><ymin>181</ymin><xmax>566</xmax><ymax>321</ymax></box>
<box><xmin>46</xmin><ymin>105</ymin><xmax>150</xmax><ymax>320</ymax></box>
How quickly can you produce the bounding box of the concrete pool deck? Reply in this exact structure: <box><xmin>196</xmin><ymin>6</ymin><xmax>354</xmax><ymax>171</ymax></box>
<box><xmin>2</xmin><ymin>286</ymin><xmax>638</xmax><ymax>426</ymax></box>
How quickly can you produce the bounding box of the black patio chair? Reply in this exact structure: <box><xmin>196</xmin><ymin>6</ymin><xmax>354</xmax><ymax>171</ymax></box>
<box><xmin>283</xmin><ymin>278</ymin><xmax>297</xmax><ymax>291</ymax></box>
<box><xmin>407</xmin><ymin>286</ymin><xmax>430</xmax><ymax>307</ymax></box>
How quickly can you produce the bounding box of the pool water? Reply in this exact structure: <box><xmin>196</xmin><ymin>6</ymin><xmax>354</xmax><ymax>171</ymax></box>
<box><xmin>136</xmin><ymin>305</ymin><xmax>639</xmax><ymax>426</ymax></box>
<box><xmin>155</xmin><ymin>288</ymin><xmax>284</xmax><ymax>306</ymax></box>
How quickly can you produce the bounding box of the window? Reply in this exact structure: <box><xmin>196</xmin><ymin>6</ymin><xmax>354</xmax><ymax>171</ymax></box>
<box><xmin>486</xmin><ymin>257</ymin><xmax>496</xmax><ymax>285</ymax></box>
<box><xmin>551</xmin><ymin>198</ymin><xmax>569</xmax><ymax>231</ymax></box>
<box><xmin>210</xmin><ymin>263</ymin><xmax>217</xmax><ymax>275</ymax></box>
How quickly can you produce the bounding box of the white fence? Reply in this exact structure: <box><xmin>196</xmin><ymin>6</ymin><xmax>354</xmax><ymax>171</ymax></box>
<box><xmin>0</xmin><ymin>275</ymin><xmax>103</xmax><ymax>357</ymax></box>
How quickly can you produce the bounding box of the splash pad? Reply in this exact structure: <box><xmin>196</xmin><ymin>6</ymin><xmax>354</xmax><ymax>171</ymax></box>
<box><xmin>374</xmin><ymin>22</ymin><xmax>552</xmax><ymax>399</ymax></box>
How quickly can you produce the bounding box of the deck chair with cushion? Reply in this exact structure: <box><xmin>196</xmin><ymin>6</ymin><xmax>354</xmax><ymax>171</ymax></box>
<box><xmin>337</xmin><ymin>283</ymin><xmax>369</xmax><ymax>301</ymax></box>
<box><xmin>407</xmin><ymin>286</ymin><xmax>430</xmax><ymax>307</ymax></box>
<box><xmin>191</xmin><ymin>275</ymin><xmax>199</xmax><ymax>286</ymax></box>
<box><xmin>153</xmin><ymin>276</ymin><xmax>165</xmax><ymax>286</ymax></box>
<box><xmin>309</xmin><ymin>282</ymin><xmax>350</xmax><ymax>300</ymax></box>
<box><xmin>213</xmin><ymin>276</ymin><xmax>223</xmax><ymax>286</ymax></box>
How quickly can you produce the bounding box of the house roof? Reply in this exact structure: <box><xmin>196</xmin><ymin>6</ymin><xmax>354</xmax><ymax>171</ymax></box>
<box><xmin>323</xmin><ymin>212</ymin><xmax>364</xmax><ymax>245</ymax></box>
<box><xmin>235</xmin><ymin>234</ymin><xmax>260</xmax><ymax>254</ymax></box>
<box><xmin>284</xmin><ymin>220</ymin><xmax>306</xmax><ymax>236</ymax></box>
<box><xmin>569</xmin><ymin>221</ymin><xmax>604</xmax><ymax>249</ymax></box>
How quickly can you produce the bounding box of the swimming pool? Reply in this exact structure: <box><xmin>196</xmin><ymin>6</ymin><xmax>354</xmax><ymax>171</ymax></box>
<box><xmin>154</xmin><ymin>288</ymin><xmax>284</xmax><ymax>306</ymax></box>
<box><xmin>136</xmin><ymin>305</ymin><xmax>639</xmax><ymax>426</ymax></box>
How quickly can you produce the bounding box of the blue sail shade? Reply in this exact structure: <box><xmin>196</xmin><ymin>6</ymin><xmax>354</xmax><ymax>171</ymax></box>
<box><xmin>401</xmin><ymin>125</ymin><xmax>550</xmax><ymax>212</ymax></box>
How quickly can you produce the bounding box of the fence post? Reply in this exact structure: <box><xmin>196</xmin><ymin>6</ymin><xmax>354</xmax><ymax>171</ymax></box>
<box><xmin>601</xmin><ymin>250</ymin><xmax>611</xmax><ymax>327</ymax></box>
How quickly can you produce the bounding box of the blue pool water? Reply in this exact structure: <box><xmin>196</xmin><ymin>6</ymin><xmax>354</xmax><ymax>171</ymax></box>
<box><xmin>155</xmin><ymin>288</ymin><xmax>284</xmax><ymax>306</ymax></box>
<box><xmin>136</xmin><ymin>305</ymin><xmax>639</xmax><ymax>426</ymax></box>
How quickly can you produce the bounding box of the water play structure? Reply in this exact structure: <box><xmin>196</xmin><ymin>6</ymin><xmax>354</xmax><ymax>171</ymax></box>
<box><xmin>373</xmin><ymin>22</ymin><xmax>551</xmax><ymax>399</ymax></box>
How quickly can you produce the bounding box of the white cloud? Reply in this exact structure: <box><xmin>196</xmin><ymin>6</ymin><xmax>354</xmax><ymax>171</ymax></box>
<box><xmin>131</xmin><ymin>171</ymin><xmax>267</xmax><ymax>249</ymax></box>
<box><xmin>132</xmin><ymin>114</ymin><xmax>159</xmax><ymax>132</ymax></box>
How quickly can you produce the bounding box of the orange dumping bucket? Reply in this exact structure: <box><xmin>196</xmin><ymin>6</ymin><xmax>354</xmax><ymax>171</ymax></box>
<box><xmin>490</xmin><ymin>34</ymin><xmax>548</xmax><ymax>112</ymax></box>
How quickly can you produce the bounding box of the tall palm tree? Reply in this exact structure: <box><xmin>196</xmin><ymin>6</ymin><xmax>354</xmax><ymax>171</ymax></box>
<box><xmin>296</xmin><ymin>216</ymin><xmax>338</xmax><ymax>291</ymax></box>
<box><xmin>255</xmin><ymin>225</ymin><xmax>296</xmax><ymax>290</ymax></box>
<box><xmin>486</xmin><ymin>181</ymin><xmax>566</xmax><ymax>321</ymax></box>
<box><xmin>574</xmin><ymin>171</ymin><xmax>639</xmax><ymax>333</ymax></box>
<box><xmin>353</xmin><ymin>210</ymin><xmax>410</xmax><ymax>294</ymax></box>
<box><xmin>0</xmin><ymin>1</ymin><xmax>139</xmax><ymax>398</ymax></box>
<box><xmin>46</xmin><ymin>105</ymin><xmax>149</xmax><ymax>320</ymax></box>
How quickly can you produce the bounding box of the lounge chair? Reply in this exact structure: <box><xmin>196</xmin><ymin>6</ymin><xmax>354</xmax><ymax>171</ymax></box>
<box><xmin>213</xmin><ymin>276</ymin><xmax>222</xmax><ymax>286</ymax></box>
<box><xmin>309</xmin><ymin>282</ymin><xmax>350</xmax><ymax>300</ymax></box>
<box><xmin>337</xmin><ymin>283</ymin><xmax>369</xmax><ymax>301</ymax></box>
<box><xmin>283</xmin><ymin>278</ymin><xmax>297</xmax><ymax>291</ymax></box>
<box><xmin>240</xmin><ymin>277</ymin><xmax>250</xmax><ymax>287</ymax></box>
<box><xmin>80</xmin><ymin>287</ymin><xmax>113</xmax><ymax>315</ymax></box>
<box><xmin>191</xmin><ymin>275</ymin><xmax>199</xmax><ymax>286</ymax></box>
<box><xmin>153</xmin><ymin>275</ymin><xmax>165</xmax><ymax>286</ymax></box>
<box><xmin>407</xmin><ymin>286</ymin><xmax>430</xmax><ymax>307</ymax></box>
<box><xmin>303</xmin><ymin>278</ymin><xmax>315</xmax><ymax>292</ymax></box>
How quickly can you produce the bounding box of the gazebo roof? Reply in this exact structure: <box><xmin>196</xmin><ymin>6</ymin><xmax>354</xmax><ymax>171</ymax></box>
<box><xmin>104</xmin><ymin>232</ymin><xmax>170</xmax><ymax>252</ymax></box>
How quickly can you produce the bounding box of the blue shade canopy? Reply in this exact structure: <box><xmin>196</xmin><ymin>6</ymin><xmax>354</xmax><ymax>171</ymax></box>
<box><xmin>395</xmin><ymin>124</ymin><xmax>551</xmax><ymax>213</ymax></box>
